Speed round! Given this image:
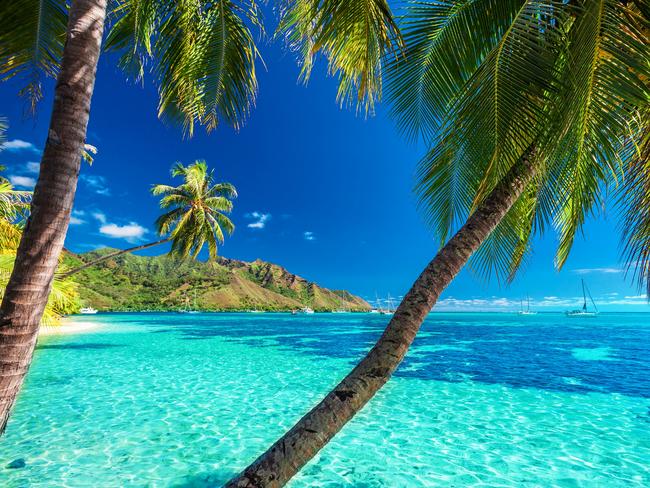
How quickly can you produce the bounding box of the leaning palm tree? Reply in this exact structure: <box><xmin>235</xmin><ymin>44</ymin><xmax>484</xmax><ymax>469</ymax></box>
<box><xmin>0</xmin><ymin>174</ymin><xmax>79</xmax><ymax>328</ymax></box>
<box><xmin>228</xmin><ymin>1</ymin><xmax>648</xmax><ymax>485</ymax></box>
<box><xmin>59</xmin><ymin>161</ymin><xmax>236</xmax><ymax>278</ymax></box>
<box><xmin>0</xmin><ymin>0</ymin><xmax>398</xmax><ymax>433</ymax></box>
<box><xmin>0</xmin><ymin>0</ymin><xmax>262</xmax><ymax>432</ymax></box>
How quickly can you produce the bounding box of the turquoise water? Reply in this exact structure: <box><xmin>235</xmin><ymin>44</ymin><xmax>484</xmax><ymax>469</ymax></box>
<box><xmin>2</xmin><ymin>312</ymin><xmax>649</xmax><ymax>487</ymax></box>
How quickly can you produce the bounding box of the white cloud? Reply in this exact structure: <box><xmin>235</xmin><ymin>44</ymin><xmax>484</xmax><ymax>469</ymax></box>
<box><xmin>0</xmin><ymin>139</ymin><xmax>39</xmax><ymax>152</ymax></box>
<box><xmin>303</xmin><ymin>231</ymin><xmax>315</xmax><ymax>241</ymax></box>
<box><xmin>99</xmin><ymin>222</ymin><xmax>147</xmax><ymax>242</ymax></box>
<box><xmin>70</xmin><ymin>210</ymin><xmax>86</xmax><ymax>225</ymax></box>
<box><xmin>246</xmin><ymin>211</ymin><xmax>271</xmax><ymax>229</ymax></box>
<box><xmin>9</xmin><ymin>175</ymin><xmax>36</xmax><ymax>188</ymax></box>
<box><xmin>26</xmin><ymin>161</ymin><xmax>40</xmax><ymax>174</ymax></box>
<box><xmin>432</xmin><ymin>293</ymin><xmax>650</xmax><ymax>311</ymax></box>
<box><xmin>80</xmin><ymin>174</ymin><xmax>110</xmax><ymax>195</ymax></box>
<box><xmin>91</xmin><ymin>211</ymin><xmax>107</xmax><ymax>224</ymax></box>
<box><xmin>572</xmin><ymin>267</ymin><xmax>622</xmax><ymax>275</ymax></box>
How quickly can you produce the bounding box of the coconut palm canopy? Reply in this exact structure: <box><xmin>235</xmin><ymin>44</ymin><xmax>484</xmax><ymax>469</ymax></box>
<box><xmin>388</xmin><ymin>0</ymin><xmax>649</xmax><ymax>286</ymax></box>
<box><xmin>0</xmin><ymin>0</ymin><xmax>400</xmax><ymax>132</ymax></box>
<box><xmin>153</xmin><ymin>160</ymin><xmax>237</xmax><ymax>260</ymax></box>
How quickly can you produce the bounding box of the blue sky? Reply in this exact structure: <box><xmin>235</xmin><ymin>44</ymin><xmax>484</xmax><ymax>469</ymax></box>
<box><xmin>0</xmin><ymin>40</ymin><xmax>647</xmax><ymax>312</ymax></box>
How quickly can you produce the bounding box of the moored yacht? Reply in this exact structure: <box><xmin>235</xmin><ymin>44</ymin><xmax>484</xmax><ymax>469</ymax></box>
<box><xmin>518</xmin><ymin>295</ymin><xmax>537</xmax><ymax>315</ymax></box>
<box><xmin>566</xmin><ymin>280</ymin><xmax>598</xmax><ymax>317</ymax></box>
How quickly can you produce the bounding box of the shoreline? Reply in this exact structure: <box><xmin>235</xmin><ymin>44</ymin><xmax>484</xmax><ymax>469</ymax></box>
<box><xmin>39</xmin><ymin>320</ymin><xmax>103</xmax><ymax>336</ymax></box>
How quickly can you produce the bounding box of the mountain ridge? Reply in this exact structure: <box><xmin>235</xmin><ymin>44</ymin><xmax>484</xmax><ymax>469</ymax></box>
<box><xmin>64</xmin><ymin>249</ymin><xmax>371</xmax><ymax>312</ymax></box>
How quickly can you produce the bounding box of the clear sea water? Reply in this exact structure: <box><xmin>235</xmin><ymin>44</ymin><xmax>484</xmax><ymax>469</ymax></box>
<box><xmin>1</xmin><ymin>312</ymin><xmax>649</xmax><ymax>487</ymax></box>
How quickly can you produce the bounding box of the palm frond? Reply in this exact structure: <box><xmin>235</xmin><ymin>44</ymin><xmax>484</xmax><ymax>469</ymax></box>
<box><xmin>387</xmin><ymin>0</ymin><xmax>529</xmax><ymax>141</ymax></box>
<box><xmin>550</xmin><ymin>0</ymin><xmax>649</xmax><ymax>268</ymax></box>
<box><xmin>1</xmin><ymin>248</ymin><xmax>80</xmax><ymax>325</ymax></box>
<box><xmin>0</xmin><ymin>0</ymin><xmax>68</xmax><ymax>111</ymax></box>
<box><xmin>277</xmin><ymin>0</ymin><xmax>401</xmax><ymax>114</ymax></box>
<box><xmin>413</xmin><ymin>1</ymin><xmax>566</xmax><ymax>252</ymax></box>
<box><xmin>619</xmin><ymin>121</ymin><xmax>650</xmax><ymax>295</ymax></box>
<box><xmin>0</xmin><ymin>180</ymin><xmax>32</xmax><ymax>223</ymax></box>
<box><xmin>106</xmin><ymin>0</ymin><xmax>262</xmax><ymax>136</ymax></box>
<box><xmin>399</xmin><ymin>0</ymin><xmax>648</xmax><ymax>283</ymax></box>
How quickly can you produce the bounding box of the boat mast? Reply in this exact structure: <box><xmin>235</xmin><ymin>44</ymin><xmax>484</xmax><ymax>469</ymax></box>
<box><xmin>585</xmin><ymin>281</ymin><xmax>598</xmax><ymax>313</ymax></box>
<box><xmin>581</xmin><ymin>279</ymin><xmax>587</xmax><ymax>311</ymax></box>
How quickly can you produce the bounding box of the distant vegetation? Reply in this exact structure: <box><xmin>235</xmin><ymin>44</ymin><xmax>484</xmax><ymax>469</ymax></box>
<box><xmin>65</xmin><ymin>249</ymin><xmax>370</xmax><ymax>312</ymax></box>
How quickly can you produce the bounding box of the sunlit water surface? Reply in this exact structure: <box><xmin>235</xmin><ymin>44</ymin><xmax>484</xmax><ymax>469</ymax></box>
<box><xmin>2</xmin><ymin>312</ymin><xmax>649</xmax><ymax>487</ymax></box>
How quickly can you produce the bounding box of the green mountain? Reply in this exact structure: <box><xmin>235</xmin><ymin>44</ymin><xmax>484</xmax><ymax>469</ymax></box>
<box><xmin>64</xmin><ymin>249</ymin><xmax>371</xmax><ymax>312</ymax></box>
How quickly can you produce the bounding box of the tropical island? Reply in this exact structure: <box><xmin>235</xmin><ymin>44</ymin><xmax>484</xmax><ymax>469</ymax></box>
<box><xmin>0</xmin><ymin>1</ymin><xmax>648</xmax><ymax>487</ymax></box>
<box><xmin>65</xmin><ymin>249</ymin><xmax>370</xmax><ymax>312</ymax></box>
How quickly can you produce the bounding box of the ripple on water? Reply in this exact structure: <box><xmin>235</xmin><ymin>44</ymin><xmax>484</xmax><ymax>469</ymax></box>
<box><xmin>572</xmin><ymin>347</ymin><xmax>616</xmax><ymax>361</ymax></box>
<box><xmin>1</xmin><ymin>312</ymin><xmax>649</xmax><ymax>487</ymax></box>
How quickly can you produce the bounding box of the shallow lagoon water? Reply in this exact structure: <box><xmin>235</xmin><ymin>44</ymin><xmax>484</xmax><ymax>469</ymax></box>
<box><xmin>1</xmin><ymin>312</ymin><xmax>649</xmax><ymax>487</ymax></box>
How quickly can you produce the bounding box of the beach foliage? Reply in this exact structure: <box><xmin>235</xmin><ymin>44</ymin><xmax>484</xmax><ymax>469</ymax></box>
<box><xmin>0</xmin><ymin>169</ymin><xmax>80</xmax><ymax>324</ymax></box>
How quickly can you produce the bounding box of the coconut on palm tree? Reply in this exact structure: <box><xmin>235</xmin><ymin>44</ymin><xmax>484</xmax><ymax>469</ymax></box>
<box><xmin>228</xmin><ymin>1</ymin><xmax>649</xmax><ymax>485</ymax></box>
<box><xmin>60</xmin><ymin>161</ymin><xmax>236</xmax><ymax>278</ymax></box>
<box><xmin>0</xmin><ymin>0</ymin><xmax>399</xmax><ymax>433</ymax></box>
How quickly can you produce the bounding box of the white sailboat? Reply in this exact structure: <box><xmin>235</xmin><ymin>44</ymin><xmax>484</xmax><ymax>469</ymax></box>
<box><xmin>369</xmin><ymin>292</ymin><xmax>381</xmax><ymax>313</ymax></box>
<box><xmin>380</xmin><ymin>294</ymin><xmax>395</xmax><ymax>315</ymax></box>
<box><xmin>518</xmin><ymin>295</ymin><xmax>537</xmax><ymax>315</ymax></box>
<box><xmin>180</xmin><ymin>291</ymin><xmax>199</xmax><ymax>314</ymax></box>
<box><xmin>80</xmin><ymin>307</ymin><xmax>97</xmax><ymax>314</ymax></box>
<box><xmin>566</xmin><ymin>280</ymin><xmax>598</xmax><ymax>317</ymax></box>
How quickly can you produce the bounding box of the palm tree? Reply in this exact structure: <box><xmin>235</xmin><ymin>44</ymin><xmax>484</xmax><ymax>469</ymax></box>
<box><xmin>0</xmin><ymin>254</ymin><xmax>81</xmax><ymax>326</ymax></box>
<box><xmin>0</xmin><ymin>0</ymin><xmax>398</xmax><ymax>433</ymax></box>
<box><xmin>0</xmin><ymin>0</ymin><xmax>261</xmax><ymax>433</ymax></box>
<box><xmin>0</xmin><ymin>173</ymin><xmax>78</xmax><ymax>329</ymax></box>
<box><xmin>59</xmin><ymin>161</ymin><xmax>236</xmax><ymax>278</ymax></box>
<box><xmin>227</xmin><ymin>1</ymin><xmax>648</xmax><ymax>485</ymax></box>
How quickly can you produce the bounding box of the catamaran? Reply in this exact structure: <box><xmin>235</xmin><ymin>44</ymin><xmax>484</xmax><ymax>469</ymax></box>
<box><xmin>566</xmin><ymin>280</ymin><xmax>598</xmax><ymax>317</ymax></box>
<box><xmin>80</xmin><ymin>307</ymin><xmax>98</xmax><ymax>314</ymax></box>
<box><xmin>518</xmin><ymin>295</ymin><xmax>537</xmax><ymax>315</ymax></box>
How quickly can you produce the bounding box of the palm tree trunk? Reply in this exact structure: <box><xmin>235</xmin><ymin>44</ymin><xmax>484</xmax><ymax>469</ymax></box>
<box><xmin>0</xmin><ymin>0</ymin><xmax>107</xmax><ymax>434</ymax></box>
<box><xmin>59</xmin><ymin>237</ymin><xmax>172</xmax><ymax>278</ymax></box>
<box><xmin>227</xmin><ymin>145</ymin><xmax>539</xmax><ymax>488</ymax></box>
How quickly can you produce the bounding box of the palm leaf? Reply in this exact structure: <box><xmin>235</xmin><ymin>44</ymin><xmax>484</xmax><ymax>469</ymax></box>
<box><xmin>277</xmin><ymin>0</ymin><xmax>402</xmax><ymax>114</ymax></box>
<box><xmin>387</xmin><ymin>0</ymin><xmax>529</xmax><ymax>141</ymax></box>
<box><xmin>105</xmin><ymin>0</ymin><xmax>262</xmax><ymax>136</ymax></box>
<box><xmin>619</xmin><ymin>121</ymin><xmax>650</xmax><ymax>294</ymax></box>
<box><xmin>0</xmin><ymin>0</ymin><xmax>68</xmax><ymax>111</ymax></box>
<box><xmin>550</xmin><ymin>0</ymin><xmax>649</xmax><ymax>268</ymax></box>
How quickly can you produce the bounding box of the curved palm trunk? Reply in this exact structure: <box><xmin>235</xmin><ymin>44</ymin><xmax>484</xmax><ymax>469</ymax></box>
<box><xmin>227</xmin><ymin>146</ymin><xmax>538</xmax><ymax>487</ymax></box>
<box><xmin>0</xmin><ymin>0</ymin><xmax>107</xmax><ymax>434</ymax></box>
<box><xmin>59</xmin><ymin>237</ymin><xmax>172</xmax><ymax>278</ymax></box>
